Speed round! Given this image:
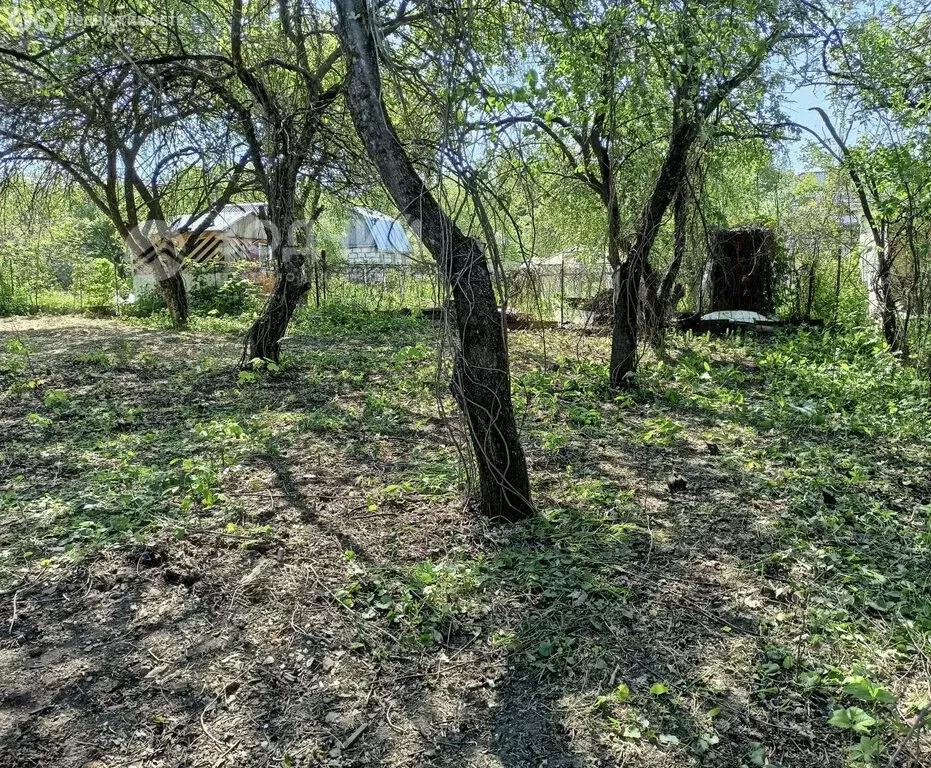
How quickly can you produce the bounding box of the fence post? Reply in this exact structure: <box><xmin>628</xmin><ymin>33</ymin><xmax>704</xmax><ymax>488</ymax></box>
<box><xmin>559</xmin><ymin>254</ymin><xmax>565</xmax><ymax>326</ymax></box>
<box><xmin>320</xmin><ymin>249</ymin><xmax>327</xmax><ymax>305</ymax></box>
<box><xmin>113</xmin><ymin>259</ymin><xmax>119</xmax><ymax>316</ymax></box>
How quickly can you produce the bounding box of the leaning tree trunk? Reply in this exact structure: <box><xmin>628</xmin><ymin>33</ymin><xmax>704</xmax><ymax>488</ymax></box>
<box><xmin>335</xmin><ymin>0</ymin><xmax>532</xmax><ymax>522</ymax></box>
<box><xmin>244</xmin><ymin>197</ymin><xmax>308</xmax><ymax>362</ymax></box>
<box><xmin>128</xmin><ymin>230</ymin><xmax>189</xmax><ymax>327</ymax></box>
<box><xmin>657</xmin><ymin>186</ymin><xmax>689</xmax><ymax>327</ymax></box>
<box><xmin>243</xmin><ymin>250</ymin><xmax>308</xmax><ymax>362</ymax></box>
<box><xmin>810</xmin><ymin>109</ymin><xmax>905</xmax><ymax>357</ymax></box>
<box><xmin>610</xmin><ymin>120</ymin><xmax>697</xmax><ymax>386</ymax></box>
<box><xmin>643</xmin><ymin>186</ymin><xmax>688</xmax><ymax>347</ymax></box>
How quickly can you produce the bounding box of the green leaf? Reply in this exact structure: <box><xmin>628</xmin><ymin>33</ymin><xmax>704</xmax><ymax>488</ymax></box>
<box><xmin>829</xmin><ymin>707</ymin><xmax>876</xmax><ymax>733</ymax></box>
<box><xmin>694</xmin><ymin>732</ymin><xmax>720</xmax><ymax>753</ymax></box>
<box><xmin>650</xmin><ymin>682</ymin><xmax>670</xmax><ymax>696</ymax></box>
<box><xmin>748</xmin><ymin>742</ymin><xmax>766</xmax><ymax>765</ymax></box>
<box><xmin>843</xmin><ymin>676</ymin><xmax>896</xmax><ymax>705</ymax></box>
<box><xmin>594</xmin><ymin>682</ymin><xmax>630</xmax><ymax>710</ymax></box>
<box><xmin>849</xmin><ymin>736</ymin><xmax>883</xmax><ymax>763</ymax></box>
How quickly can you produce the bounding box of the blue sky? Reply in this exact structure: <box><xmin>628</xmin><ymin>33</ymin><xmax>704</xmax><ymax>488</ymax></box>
<box><xmin>779</xmin><ymin>81</ymin><xmax>844</xmax><ymax>172</ymax></box>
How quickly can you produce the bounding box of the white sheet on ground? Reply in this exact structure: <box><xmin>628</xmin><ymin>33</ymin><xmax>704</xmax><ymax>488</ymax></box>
<box><xmin>700</xmin><ymin>310</ymin><xmax>775</xmax><ymax>324</ymax></box>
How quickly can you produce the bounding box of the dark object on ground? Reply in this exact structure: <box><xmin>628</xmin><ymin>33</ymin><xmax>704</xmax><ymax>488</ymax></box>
<box><xmin>677</xmin><ymin>310</ymin><xmax>780</xmax><ymax>335</ymax></box>
<box><xmin>706</xmin><ymin>226</ymin><xmax>777</xmax><ymax>314</ymax></box>
<box><xmin>163</xmin><ymin>568</ymin><xmax>201</xmax><ymax>587</ymax></box>
<box><xmin>502</xmin><ymin>310</ymin><xmax>558</xmax><ymax>331</ymax></box>
<box><xmin>569</xmin><ymin>289</ymin><xmax>614</xmax><ymax>324</ymax></box>
<box><xmin>706</xmin><ymin>442</ymin><xmax>721</xmax><ymax>456</ymax></box>
<box><xmin>822</xmin><ymin>488</ymin><xmax>837</xmax><ymax>507</ymax></box>
<box><xmin>418</xmin><ymin>306</ymin><xmax>448</xmax><ymax>324</ymax></box>
<box><xmin>667</xmin><ymin>475</ymin><xmax>688</xmax><ymax>493</ymax></box>
<box><xmin>418</xmin><ymin>306</ymin><xmax>557</xmax><ymax>331</ymax></box>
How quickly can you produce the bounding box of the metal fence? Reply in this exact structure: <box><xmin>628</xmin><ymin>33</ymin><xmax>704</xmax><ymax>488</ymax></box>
<box><xmin>306</xmin><ymin>257</ymin><xmax>612</xmax><ymax>323</ymax></box>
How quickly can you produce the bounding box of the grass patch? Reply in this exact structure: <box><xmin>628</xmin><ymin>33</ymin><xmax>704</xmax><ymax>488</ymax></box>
<box><xmin>1</xmin><ymin>315</ymin><xmax>929</xmax><ymax>766</ymax></box>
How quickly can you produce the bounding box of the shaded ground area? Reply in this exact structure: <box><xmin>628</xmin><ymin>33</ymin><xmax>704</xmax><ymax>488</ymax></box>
<box><xmin>0</xmin><ymin>313</ymin><xmax>929</xmax><ymax>767</ymax></box>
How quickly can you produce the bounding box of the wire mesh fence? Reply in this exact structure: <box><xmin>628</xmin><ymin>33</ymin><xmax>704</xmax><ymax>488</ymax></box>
<box><xmin>306</xmin><ymin>256</ymin><xmax>613</xmax><ymax>324</ymax></box>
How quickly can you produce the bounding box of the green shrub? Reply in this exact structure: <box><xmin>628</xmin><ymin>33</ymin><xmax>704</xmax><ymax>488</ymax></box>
<box><xmin>0</xmin><ymin>264</ymin><xmax>28</xmax><ymax>315</ymax></box>
<box><xmin>121</xmin><ymin>286</ymin><xmax>166</xmax><ymax>318</ymax></box>
<box><xmin>71</xmin><ymin>258</ymin><xmax>124</xmax><ymax>313</ymax></box>
<box><xmin>188</xmin><ymin>261</ymin><xmax>262</xmax><ymax>316</ymax></box>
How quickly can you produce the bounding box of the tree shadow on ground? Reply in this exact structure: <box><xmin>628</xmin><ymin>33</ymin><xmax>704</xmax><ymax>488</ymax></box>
<box><xmin>2</xmin><ymin>320</ymin><xmax>928</xmax><ymax>767</ymax></box>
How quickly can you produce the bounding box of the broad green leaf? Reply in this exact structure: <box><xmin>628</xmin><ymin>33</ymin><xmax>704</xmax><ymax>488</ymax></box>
<box><xmin>829</xmin><ymin>707</ymin><xmax>876</xmax><ymax>733</ymax></box>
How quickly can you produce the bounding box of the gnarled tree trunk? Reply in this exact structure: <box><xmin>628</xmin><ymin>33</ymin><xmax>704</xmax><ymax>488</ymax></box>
<box><xmin>874</xmin><ymin>229</ymin><xmax>902</xmax><ymax>354</ymax></box>
<box><xmin>610</xmin><ymin>120</ymin><xmax>697</xmax><ymax>385</ymax></box>
<box><xmin>643</xmin><ymin>185</ymin><xmax>688</xmax><ymax>346</ymax></box>
<box><xmin>128</xmin><ymin>230</ymin><xmax>190</xmax><ymax>327</ymax></box>
<box><xmin>335</xmin><ymin>0</ymin><xmax>533</xmax><ymax>522</ymax></box>
<box><xmin>156</xmin><ymin>269</ymin><xmax>189</xmax><ymax>327</ymax></box>
<box><xmin>244</xmin><ymin>186</ymin><xmax>309</xmax><ymax>362</ymax></box>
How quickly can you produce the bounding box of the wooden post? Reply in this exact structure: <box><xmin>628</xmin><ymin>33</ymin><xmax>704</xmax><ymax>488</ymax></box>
<box><xmin>559</xmin><ymin>253</ymin><xmax>565</xmax><ymax>326</ymax></box>
<box><xmin>320</xmin><ymin>249</ymin><xmax>327</xmax><ymax>305</ymax></box>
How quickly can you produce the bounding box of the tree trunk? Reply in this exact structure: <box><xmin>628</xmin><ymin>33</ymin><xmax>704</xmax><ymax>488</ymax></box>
<box><xmin>157</xmin><ymin>269</ymin><xmax>189</xmax><ymax>327</ymax></box>
<box><xmin>875</xmin><ymin>229</ymin><xmax>902</xmax><ymax>354</ymax></box>
<box><xmin>610</xmin><ymin>259</ymin><xmax>640</xmax><ymax>384</ymax></box>
<box><xmin>244</xmin><ymin>200</ymin><xmax>308</xmax><ymax>362</ymax></box>
<box><xmin>804</xmin><ymin>262</ymin><xmax>816</xmax><ymax>320</ymax></box>
<box><xmin>243</xmin><ymin>255</ymin><xmax>308</xmax><ymax>362</ymax></box>
<box><xmin>130</xmin><ymin>232</ymin><xmax>189</xmax><ymax>327</ymax></box>
<box><xmin>335</xmin><ymin>0</ymin><xmax>532</xmax><ymax>522</ymax></box>
<box><xmin>809</xmin><ymin>109</ymin><xmax>904</xmax><ymax>355</ymax></box>
<box><xmin>610</xmin><ymin>120</ymin><xmax>697</xmax><ymax>386</ymax></box>
<box><xmin>643</xmin><ymin>185</ymin><xmax>688</xmax><ymax>346</ymax></box>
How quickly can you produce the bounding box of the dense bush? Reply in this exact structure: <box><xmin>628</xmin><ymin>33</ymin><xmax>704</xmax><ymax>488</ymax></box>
<box><xmin>188</xmin><ymin>261</ymin><xmax>263</xmax><ymax>316</ymax></box>
<box><xmin>0</xmin><ymin>264</ymin><xmax>28</xmax><ymax>315</ymax></box>
<box><xmin>70</xmin><ymin>258</ymin><xmax>125</xmax><ymax>313</ymax></box>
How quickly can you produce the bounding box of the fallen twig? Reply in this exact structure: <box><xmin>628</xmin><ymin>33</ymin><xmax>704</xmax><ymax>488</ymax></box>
<box><xmin>8</xmin><ymin>589</ymin><xmax>20</xmax><ymax>635</ymax></box>
<box><xmin>211</xmin><ymin>738</ymin><xmax>242</xmax><ymax>767</ymax></box>
<box><xmin>888</xmin><ymin>701</ymin><xmax>931</xmax><ymax>766</ymax></box>
<box><xmin>342</xmin><ymin>720</ymin><xmax>369</xmax><ymax>750</ymax></box>
<box><xmin>200</xmin><ymin>695</ymin><xmax>226</xmax><ymax>748</ymax></box>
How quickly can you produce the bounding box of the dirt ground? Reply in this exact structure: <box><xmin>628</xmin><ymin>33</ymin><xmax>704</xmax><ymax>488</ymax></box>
<box><xmin>0</xmin><ymin>316</ymin><xmax>928</xmax><ymax>768</ymax></box>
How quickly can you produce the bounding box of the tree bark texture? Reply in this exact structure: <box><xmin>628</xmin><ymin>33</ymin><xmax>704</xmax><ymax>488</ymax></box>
<box><xmin>643</xmin><ymin>185</ymin><xmax>688</xmax><ymax>346</ymax></box>
<box><xmin>335</xmin><ymin>0</ymin><xmax>533</xmax><ymax>522</ymax></box>
<box><xmin>610</xmin><ymin>120</ymin><xmax>697</xmax><ymax>385</ymax></box>
<box><xmin>129</xmin><ymin>230</ymin><xmax>190</xmax><ymax>327</ymax></box>
<box><xmin>875</xmin><ymin>230</ymin><xmax>902</xmax><ymax>354</ymax></box>
<box><xmin>244</xmin><ymin>179</ymin><xmax>309</xmax><ymax>362</ymax></box>
<box><xmin>157</xmin><ymin>269</ymin><xmax>189</xmax><ymax>327</ymax></box>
